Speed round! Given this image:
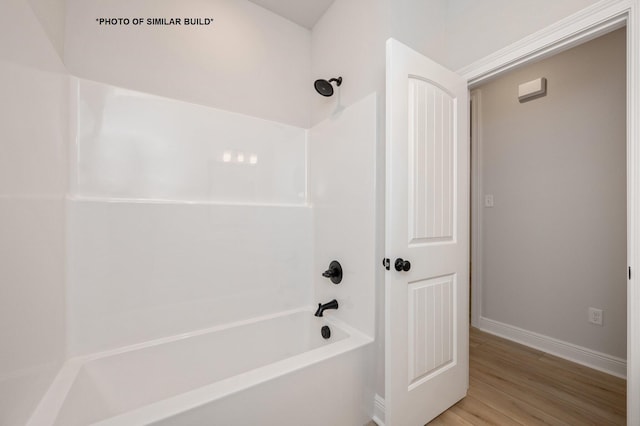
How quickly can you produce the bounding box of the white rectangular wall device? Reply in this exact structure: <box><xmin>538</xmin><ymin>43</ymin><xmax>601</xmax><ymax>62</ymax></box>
<box><xmin>518</xmin><ymin>77</ymin><xmax>547</xmax><ymax>102</ymax></box>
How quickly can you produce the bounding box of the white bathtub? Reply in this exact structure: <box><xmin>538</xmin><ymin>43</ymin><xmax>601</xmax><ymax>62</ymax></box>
<box><xmin>28</xmin><ymin>308</ymin><xmax>374</xmax><ymax>425</ymax></box>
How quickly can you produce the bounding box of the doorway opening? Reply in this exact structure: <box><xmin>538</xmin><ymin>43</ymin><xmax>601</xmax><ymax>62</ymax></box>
<box><xmin>468</xmin><ymin>24</ymin><xmax>627</xmax><ymax>424</ymax></box>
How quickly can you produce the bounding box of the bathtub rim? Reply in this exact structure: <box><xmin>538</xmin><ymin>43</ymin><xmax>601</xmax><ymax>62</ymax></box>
<box><xmin>26</xmin><ymin>306</ymin><xmax>373</xmax><ymax>426</ymax></box>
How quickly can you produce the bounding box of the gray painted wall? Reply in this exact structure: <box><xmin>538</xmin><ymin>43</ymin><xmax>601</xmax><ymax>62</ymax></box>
<box><xmin>477</xmin><ymin>28</ymin><xmax>627</xmax><ymax>358</ymax></box>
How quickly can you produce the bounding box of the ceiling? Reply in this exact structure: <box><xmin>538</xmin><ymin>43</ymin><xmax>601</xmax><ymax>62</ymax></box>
<box><xmin>247</xmin><ymin>0</ymin><xmax>335</xmax><ymax>29</ymax></box>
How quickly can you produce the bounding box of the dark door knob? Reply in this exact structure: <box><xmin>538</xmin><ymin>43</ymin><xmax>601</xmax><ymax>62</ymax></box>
<box><xmin>394</xmin><ymin>258</ymin><xmax>411</xmax><ymax>272</ymax></box>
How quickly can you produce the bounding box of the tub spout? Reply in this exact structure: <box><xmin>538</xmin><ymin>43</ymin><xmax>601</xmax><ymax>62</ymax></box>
<box><xmin>314</xmin><ymin>299</ymin><xmax>339</xmax><ymax>317</ymax></box>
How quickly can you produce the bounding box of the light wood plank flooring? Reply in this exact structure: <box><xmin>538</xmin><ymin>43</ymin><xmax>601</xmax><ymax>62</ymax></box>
<box><xmin>427</xmin><ymin>327</ymin><xmax>626</xmax><ymax>425</ymax></box>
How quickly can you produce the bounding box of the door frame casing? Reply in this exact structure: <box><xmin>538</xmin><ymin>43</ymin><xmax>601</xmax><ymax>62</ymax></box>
<box><xmin>461</xmin><ymin>0</ymin><xmax>639</xmax><ymax>423</ymax></box>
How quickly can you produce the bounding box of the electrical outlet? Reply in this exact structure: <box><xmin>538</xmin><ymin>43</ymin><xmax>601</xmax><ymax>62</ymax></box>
<box><xmin>588</xmin><ymin>307</ymin><xmax>603</xmax><ymax>326</ymax></box>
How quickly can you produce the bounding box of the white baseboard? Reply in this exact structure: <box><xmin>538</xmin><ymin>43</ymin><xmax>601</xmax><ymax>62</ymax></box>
<box><xmin>372</xmin><ymin>393</ymin><xmax>385</xmax><ymax>426</ymax></box>
<box><xmin>477</xmin><ymin>316</ymin><xmax>626</xmax><ymax>378</ymax></box>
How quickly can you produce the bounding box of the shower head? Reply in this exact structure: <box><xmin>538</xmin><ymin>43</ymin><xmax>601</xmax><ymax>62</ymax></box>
<box><xmin>314</xmin><ymin>77</ymin><xmax>342</xmax><ymax>97</ymax></box>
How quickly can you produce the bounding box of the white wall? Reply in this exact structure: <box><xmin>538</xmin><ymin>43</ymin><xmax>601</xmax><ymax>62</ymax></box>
<box><xmin>0</xmin><ymin>0</ymin><xmax>68</xmax><ymax>424</ymax></box>
<box><xmin>65</xmin><ymin>0</ymin><xmax>312</xmax><ymax>128</ymax></box>
<box><xmin>478</xmin><ymin>28</ymin><xmax>626</xmax><ymax>358</ymax></box>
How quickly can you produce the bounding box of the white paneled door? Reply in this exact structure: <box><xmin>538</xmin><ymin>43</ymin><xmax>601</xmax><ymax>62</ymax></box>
<box><xmin>385</xmin><ymin>38</ymin><xmax>469</xmax><ymax>426</ymax></box>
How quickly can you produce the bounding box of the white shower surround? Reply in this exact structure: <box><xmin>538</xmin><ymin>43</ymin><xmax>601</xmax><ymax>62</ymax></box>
<box><xmin>66</xmin><ymin>199</ymin><xmax>314</xmax><ymax>355</ymax></box>
<box><xmin>40</xmin><ymin>79</ymin><xmax>378</xmax><ymax>423</ymax></box>
<box><xmin>67</xmin><ymin>78</ymin><xmax>315</xmax><ymax>355</ymax></box>
<box><xmin>70</xmin><ymin>78</ymin><xmax>307</xmax><ymax>205</ymax></box>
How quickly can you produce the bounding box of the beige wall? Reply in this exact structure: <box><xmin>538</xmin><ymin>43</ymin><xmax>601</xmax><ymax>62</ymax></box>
<box><xmin>311</xmin><ymin>0</ymin><xmax>387</xmax><ymax>126</ymax></box>
<box><xmin>65</xmin><ymin>0</ymin><xmax>312</xmax><ymax>128</ymax></box>
<box><xmin>446</xmin><ymin>0</ymin><xmax>600</xmax><ymax>70</ymax></box>
<box><xmin>26</xmin><ymin>0</ymin><xmax>66</xmax><ymax>59</ymax></box>
<box><xmin>0</xmin><ymin>0</ymin><xmax>68</xmax><ymax>424</ymax></box>
<box><xmin>478</xmin><ymin>28</ymin><xmax>626</xmax><ymax>358</ymax></box>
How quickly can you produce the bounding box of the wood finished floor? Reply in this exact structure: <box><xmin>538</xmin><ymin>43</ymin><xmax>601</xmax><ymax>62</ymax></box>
<box><xmin>429</xmin><ymin>327</ymin><xmax>626</xmax><ymax>425</ymax></box>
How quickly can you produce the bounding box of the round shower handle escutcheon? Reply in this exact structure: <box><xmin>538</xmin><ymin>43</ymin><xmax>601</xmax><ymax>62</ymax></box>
<box><xmin>322</xmin><ymin>260</ymin><xmax>343</xmax><ymax>284</ymax></box>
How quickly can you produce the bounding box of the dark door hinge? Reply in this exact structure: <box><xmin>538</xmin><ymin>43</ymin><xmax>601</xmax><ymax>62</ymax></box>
<box><xmin>629</xmin><ymin>266</ymin><xmax>632</xmax><ymax>280</ymax></box>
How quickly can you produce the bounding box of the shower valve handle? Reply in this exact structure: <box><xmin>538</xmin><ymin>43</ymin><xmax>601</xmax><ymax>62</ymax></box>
<box><xmin>322</xmin><ymin>260</ymin><xmax>343</xmax><ymax>284</ymax></box>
